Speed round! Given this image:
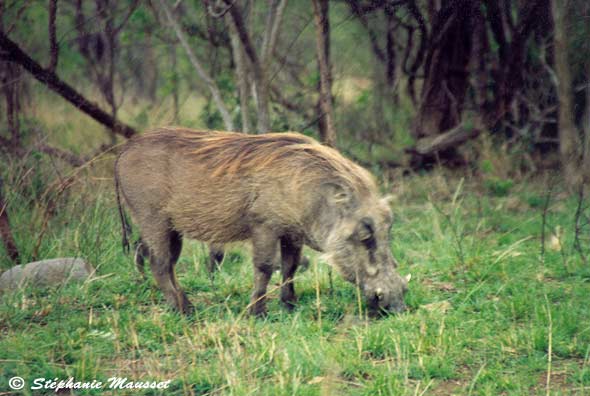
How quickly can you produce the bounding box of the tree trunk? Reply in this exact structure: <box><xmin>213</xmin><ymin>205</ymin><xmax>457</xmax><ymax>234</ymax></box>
<box><xmin>254</xmin><ymin>76</ymin><xmax>270</xmax><ymax>134</ymax></box>
<box><xmin>584</xmin><ymin>59</ymin><xmax>590</xmax><ymax>183</ymax></box>
<box><xmin>551</xmin><ymin>0</ymin><xmax>581</xmax><ymax>186</ymax></box>
<box><xmin>96</xmin><ymin>0</ymin><xmax>119</xmax><ymax>145</ymax></box>
<box><xmin>470</xmin><ymin>3</ymin><xmax>489</xmax><ymax>114</ymax></box>
<box><xmin>411</xmin><ymin>0</ymin><xmax>474</xmax><ymax>140</ymax></box>
<box><xmin>228</xmin><ymin>17</ymin><xmax>251</xmax><ymax>133</ymax></box>
<box><xmin>373</xmin><ymin>61</ymin><xmax>388</xmax><ymax>140</ymax></box>
<box><xmin>0</xmin><ymin>178</ymin><xmax>19</xmax><ymax>264</ymax></box>
<box><xmin>227</xmin><ymin>2</ymin><xmax>266</xmax><ymax>132</ymax></box>
<box><xmin>582</xmin><ymin>2</ymin><xmax>590</xmax><ymax>184</ymax></box>
<box><xmin>1</xmin><ymin>62</ymin><xmax>21</xmax><ymax>150</ymax></box>
<box><xmin>1</xmin><ymin>1</ymin><xmax>21</xmax><ymax>149</ymax></box>
<box><xmin>384</xmin><ymin>2</ymin><xmax>397</xmax><ymax>96</ymax></box>
<box><xmin>0</xmin><ymin>32</ymin><xmax>137</xmax><ymax>138</ymax></box>
<box><xmin>146</xmin><ymin>33</ymin><xmax>159</xmax><ymax>103</ymax></box>
<box><xmin>312</xmin><ymin>0</ymin><xmax>336</xmax><ymax>147</ymax></box>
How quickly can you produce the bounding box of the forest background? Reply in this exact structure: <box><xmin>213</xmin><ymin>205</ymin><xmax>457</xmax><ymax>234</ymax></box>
<box><xmin>1</xmin><ymin>1</ymin><xmax>590</xmax><ymax>395</ymax></box>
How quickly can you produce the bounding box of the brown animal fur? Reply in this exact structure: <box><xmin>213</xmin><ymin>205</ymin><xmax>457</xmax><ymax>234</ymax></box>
<box><xmin>115</xmin><ymin>127</ymin><xmax>409</xmax><ymax>315</ymax></box>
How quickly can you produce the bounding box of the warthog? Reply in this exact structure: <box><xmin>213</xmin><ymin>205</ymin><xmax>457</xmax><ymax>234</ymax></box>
<box><xmin>115</xmin><ymin>128</ymin><xmax>410</xmax><ymax>316</ymax></box>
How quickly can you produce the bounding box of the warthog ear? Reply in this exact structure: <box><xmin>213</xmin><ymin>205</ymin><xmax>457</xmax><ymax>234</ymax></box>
<box><xmin>322</xmin><ymin>182</ymin><xmax>353</xmax><ymax>206</ymax></box>
<box><xmin>381</xmin><ymin>195</ymin><xmax>394</xmax><ymax>205</ymax></box>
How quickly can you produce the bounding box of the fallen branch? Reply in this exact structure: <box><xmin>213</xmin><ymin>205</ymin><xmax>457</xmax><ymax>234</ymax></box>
<box><xmin>36</xmin><ymin>145</ymin><xmax>87</xmax><ymax>167</ymax></box>
<box><xmin>408</xmin><ymin>122</ymin><xmax>481</xmax><ymax>156</ymax></box>
<box><xmin>0</xmin><ymin>136</ymin><xmax>86</xmax><ymax>168</ymax></box>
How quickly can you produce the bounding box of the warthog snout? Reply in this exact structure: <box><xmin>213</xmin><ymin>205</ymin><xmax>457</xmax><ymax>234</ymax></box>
<box><xmin>364</xmin><ymin>272</ymin><xmax>411</xmax><ymax>315</ymax></box>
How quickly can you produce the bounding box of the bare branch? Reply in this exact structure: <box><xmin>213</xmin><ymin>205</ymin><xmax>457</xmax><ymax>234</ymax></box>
<box><xmin>36</xmin><ymin>144</ymin><xmax>86</xmax><ymax>167</ymax></box>
<box><xmin>158</xmin><ymin>0</ymin><xmax>235</xmax><ymax>131</ymax></box>
<box><xmin>485</xmin><ymin>0</ymin><xmax>509</xmax><ymax>63</ymax></box>
<box><xmin>206</xmin><ymin>0</ymin><xmax>236</xmax><ymax>18</ymax></box>
<box><xmin>261</xmin><ymin>0</ymin><xmax>287</xmax><ymax>65</ymax></box>
<box><xmin>113</xmin><ymin>0</ymin><xmax>141</xmax><ymax>36</ymax></box>
<box><xmin>384</xmin><ymin>4</ymin><xmax>396</xmax><ymax>86</ymax></box>
<box><xmin>48</xmin><ymin>0</ymin><xmax>58</xmax><ymax>72</ymax></box>
<box><xmin>346</xmin><ymin>0</ymin><xmax>385</xmax><ymax>62</ymax></box>
<box><xmin>0</xmin><ymin>133</ymin><xmax>87</xmax><ymax>167</ymax></box>
<box><xmin>0</xmin><ymin>31</ymin><xmax>137</xmax><ymax>138</ymax></box>
<box><xmin>5</xmin><ymin>0</ymin><xmax>32</xmax><ymax>34</ymax></box>
<box><xmin>270</xmin><ymin>84</ymin><xmax>311</xmax><ymax>116</ymax></box>
<box><xmin>405</xmin><ymin>0</ymin><xmax>428</xmax><ymax>75</ymax></box>
<box><xmin>226</xmin><ymin>0</ymin><xmax>262</xmax><ymax>79</ymax></box>
<box><xmin>225</xmin><ymin>0</ymin><xmax>270</xmax><ymax>132</ymax></box>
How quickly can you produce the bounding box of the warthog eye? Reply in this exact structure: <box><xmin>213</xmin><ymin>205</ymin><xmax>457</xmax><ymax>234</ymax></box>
<box><xmin>362</xmin><ymin>235</ymin><xmax>376</xmax><ymax>251</ymax></box>
<box><xmin>357</xmin><ymin>217</ymin><xmax>376</xmax><ymax>251</ymax></box>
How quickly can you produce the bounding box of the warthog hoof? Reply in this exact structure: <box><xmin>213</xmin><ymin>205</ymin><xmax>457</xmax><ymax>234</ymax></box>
<box><xmin>249</xmin><ymin>301</ymin><xmax>268</xmax><ymax>318</ymax></box>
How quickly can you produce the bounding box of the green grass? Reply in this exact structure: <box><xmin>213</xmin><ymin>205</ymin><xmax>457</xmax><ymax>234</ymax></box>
<box><xmin>1</xmin><ymin>162</ymin><xmax>589</xmax><ymax>395</ymax></box>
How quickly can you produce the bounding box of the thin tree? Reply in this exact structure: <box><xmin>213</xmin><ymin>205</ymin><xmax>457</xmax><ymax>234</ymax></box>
<box><xmin>158</xmin><ymin>0</ymin><xmax>235</xmax><ymax>131</ymax></box>
<box><xmin>312</xmin><ymin>0</ymin><xmax>335</xmax><ymax>147</ymax></box>
<box><xmin>551</xmin><ymin>0</ymin><xmax>581</xmax><ymax>187</ymax></box>
<box><xmin>0</xmin><ymin>3</ymin><xmax>22</xmax><ymax>150</ymax></box>
<box><xmin>48</xmin><ymin>0</ymin><xmax>58</xmax><ymax>72</ymax></box>
<box><xmin>0</xmin><ymin>177</ymin><xmax>19</xmax><ymax>264</ymax></box>
<box><xmin>225</xmin><ymin>0</ymin><xmax>287</xmax><ymax>133</ymax></box>
<box><xmin>75</xmin><ymin>0</ymin><xmax>139</xmax><ymax>144</ymax></box>
<box><xmin>227</xmin><ymin>11</ymin><xmax>251</xmax><ymax>133</ymax></box>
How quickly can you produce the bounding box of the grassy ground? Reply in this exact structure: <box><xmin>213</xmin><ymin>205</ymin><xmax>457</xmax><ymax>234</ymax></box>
<box><xmin>1</xmin><ymin>158</ymin><xmax>589</xmax><ymax>396</ymax></box>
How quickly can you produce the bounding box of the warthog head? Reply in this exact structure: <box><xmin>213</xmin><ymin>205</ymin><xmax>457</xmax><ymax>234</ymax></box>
<box><xmin>323</xmin><ymin>195</ymin><xmax>410</xmax><ymax>314</ymax></box>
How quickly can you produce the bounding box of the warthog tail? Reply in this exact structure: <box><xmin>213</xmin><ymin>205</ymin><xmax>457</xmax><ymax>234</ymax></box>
<box><xmin>114</xmin><ymin>157</ymin><xmax>131</xmax><ymax>254</ymax></box>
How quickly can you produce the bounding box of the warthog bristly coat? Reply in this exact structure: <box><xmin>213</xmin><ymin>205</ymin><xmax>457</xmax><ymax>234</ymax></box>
<box><xmin>115</xmin><ymin>128</ymin><xmax>409</xmax><ymax>315</ymax></box>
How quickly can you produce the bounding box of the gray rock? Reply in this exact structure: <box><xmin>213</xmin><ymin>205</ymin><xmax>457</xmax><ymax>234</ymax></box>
<box><xmin>0</xmin><ymin>258</ymin><xmax>94</xmax><ymax>292</ymax></box>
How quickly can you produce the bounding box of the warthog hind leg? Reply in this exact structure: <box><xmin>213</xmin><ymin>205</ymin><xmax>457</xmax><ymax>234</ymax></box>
<box><xmin>207</xmin><ymin>243</ymin><xmax>225</xmax><ymax>273</ymax></box>
<box><xmin>280</xmin><ymin>236</ymin><xmax>302</xmax><ymax>310</ymax></box>
<box><xmin>134</xmin><ymin>238</ymin><xmax>150</xmax><ymax>278</ymax></box>
<box><xmin>146</xmin><ymin>226</ymin><xmax>194</xmax><ymax>315</ymax></box>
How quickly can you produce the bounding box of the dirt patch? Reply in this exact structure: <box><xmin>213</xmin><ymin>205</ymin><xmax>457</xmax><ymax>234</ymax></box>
<box><xmin>533</xmin><ymin>358</ymin><xmax>587</xmax><ymax>395</ymax></box>
<box><xmin>429</xmin><ymin>378</ymin><xmax>467</xmax><ymax>395</ymax></box>
<box><xmin>422</xmin><ymin>279</ymin><xmax>458</xmax><ymax>292</ymax></box>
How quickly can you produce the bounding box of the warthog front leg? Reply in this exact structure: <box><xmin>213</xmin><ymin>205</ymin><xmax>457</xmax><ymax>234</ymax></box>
<box><xmin>280</xmin><ymin>236</ymin><xmax>302</xmax><ymax>310</ymax></box>
<box><xmin>250</xmin><ymin>226</ymin><xmax>278</xmax><ymax>317</ymax></box>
